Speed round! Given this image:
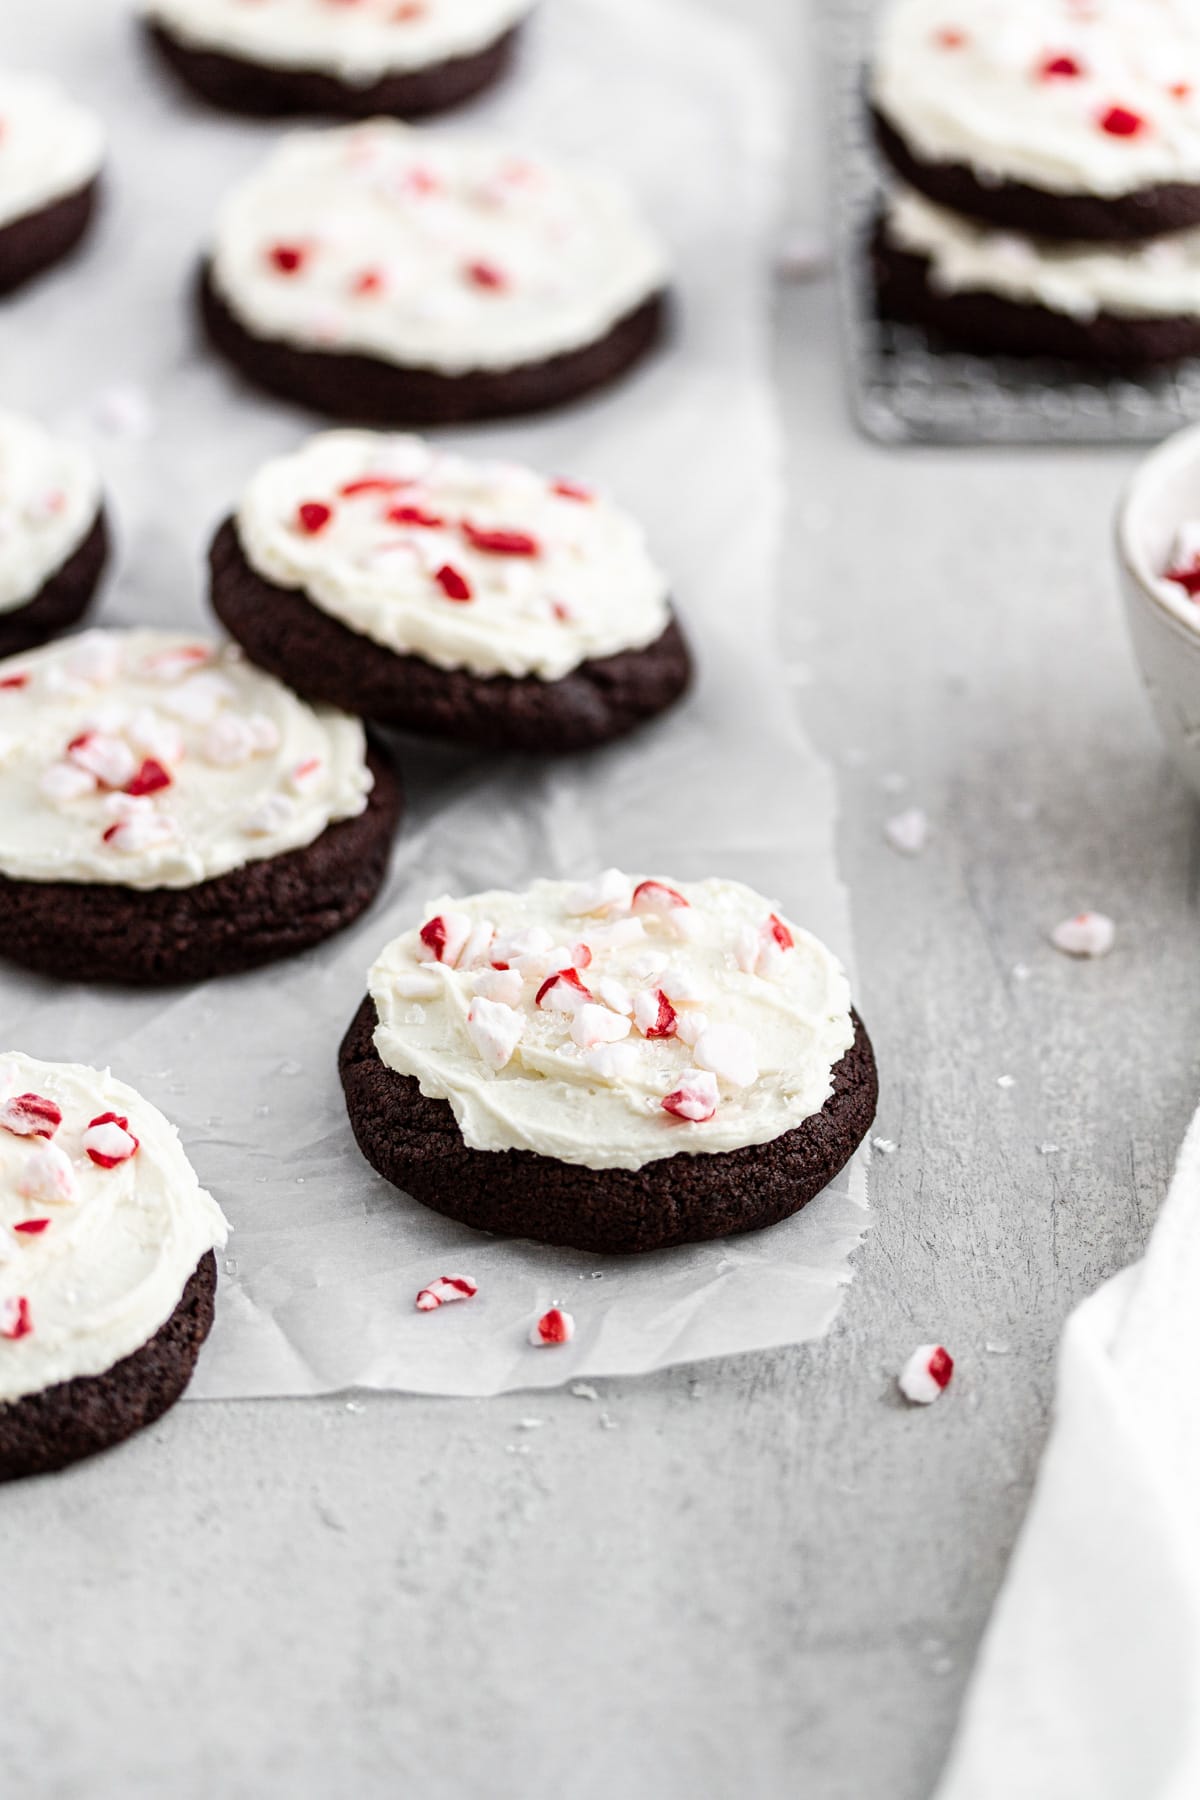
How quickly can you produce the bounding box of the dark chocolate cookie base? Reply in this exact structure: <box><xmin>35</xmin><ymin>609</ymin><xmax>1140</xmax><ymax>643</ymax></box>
<box><xmin>873</xmin><ymin>107</ymin><xmax>1200</xmax><ymax>244</ymax></box>
<box><xmin>339</xmin><ymin>997</ymin><xmax>878</xmax><ymax>1256</ymax></box>
<box><xmin>874</xmin><ymin>227</ymin><xmax>1200</xmax><ymax>368</ymax></box>
<box><xmin>0</xmin><ymin>746</ymin><xmax>403</xmax><ymax>986</ymax></box>
<box><xmin>209</xmin><ymin>518</ymin><xmax>693</xmax><ymax>753</ymax></box>
<box><xmin>0</xmin><ymin>1252</ymin><xmax>216</xmax><ymax>1482</ymax></box>
<box><xmin>0</xmin><ymin>180</ymin><xmax>100</xmax><ymax>297</ymax></box>
<box><xmin>199</xmin><ymin>265</ymin><xmax>668</xmax><ymax>424</ymax></box>
<box><xmin>145</xmin><ymin>18</ymin><xmax>521</xmax><ymax>118</ymax></box>
<box><xmin>0</xmin><ymin>511</ymin><xmax>109</xmax><ymax>659</ymax></box>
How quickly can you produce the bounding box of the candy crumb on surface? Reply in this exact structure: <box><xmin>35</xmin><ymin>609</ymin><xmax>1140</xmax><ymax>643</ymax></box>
<box><xmin>1050</xmin><ymin>912</ymin><xmax>1115</xmax><ymax>959</ymax></box>
<box><xmin>530</xmin><ymin>1307</ymin><xmax>575</xmax><ymax>1346</ymax></box>
<box><xmin>898</xmin><ymin>1344</ymin><xmax>954</xmax><ymax>1406</ymax></box>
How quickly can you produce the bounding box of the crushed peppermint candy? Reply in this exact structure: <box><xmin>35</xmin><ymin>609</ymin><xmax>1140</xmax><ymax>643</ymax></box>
<box><xmin>530</xmin><ymin>1307</ymin><xmax>575</xmax><ymax>1346</ymax></box>
<box><xmin>415</xmin><ymin>1274</ymin><xmax>478</xmax><ymax>1312</ymax></box>
<box><xmin>0</xmin><ymin>1093</ymin><xmax>63</xmax><ymax>1140</ymax></box>
<box><xmin>898</xmin><ymin>1344</ymin><xmax>954</xmax><ymax>1405</ymax></box>
<box><xmin>17</xmin><ymin>1140</ymin><xmax>77</xmax><ymax>1205</ymax></box>
<box><xmin>83</xmin><ymin>1112</ymin><xmax>139</xmax><ymax>1168</ymax></box>
<box><xmin>0</xmin><ymin>1295</ymin><xmax>32</xmax><ymax>1340</ymax></box>
<box><xmin>662</xmin><ymin>1071</ymin><xmax>720</xmax><ymax>1123</ymax></box>
<box><xmin>1050</xmin><ymin>912</ymin><xmax>1115</xmax><ymax>959</ymax></box>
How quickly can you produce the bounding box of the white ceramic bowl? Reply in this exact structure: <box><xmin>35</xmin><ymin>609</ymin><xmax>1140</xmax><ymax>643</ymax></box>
<box><xmin>1118</xmin><ymin>420</ymin><xmax>1200</xmax><ymax>800</ymax></box>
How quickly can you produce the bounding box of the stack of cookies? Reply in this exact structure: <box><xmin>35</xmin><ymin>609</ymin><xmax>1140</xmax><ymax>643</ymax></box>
<box><xmin>871</xmin><ymin>0</ymin><xmax>1200</xmax><ymax>366</ymax></box>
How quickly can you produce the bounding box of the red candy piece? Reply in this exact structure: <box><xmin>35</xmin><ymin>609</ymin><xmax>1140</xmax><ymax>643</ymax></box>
<box><xmin>125</xmin><ymin>758</ymin><xmax>172</xmax><ymax>797</ymax></box>
<box><xmin>1</xmin><ymin>1093</ymin><xmax>63</xmax><ymax>1139</ymax></box>
<box><xmin>573</xmin><ymin>943</ymin><xmax>593</xmax><ymax>969</ymax></box>
<box><xmin>268</xmin><ymin>243</ymin><xmax>307</xmax><ymax>274</ymax></box>
<box><xmin>642</xmin><ymin>990</ymin><xmax>678</xmax><ymax>1040</ymax></box>
<box><xmin>0</xmin><ymin>672</ymin><xmax>29</xmax><ymax>690</ymax></box>
<box><xmin>933</xmin><ymin>26</ymin><xmax>966</xmax><ymax>48</ymax></box>
<box><xmin>1166</xmin><ymin>561</ymin><xmax>1200</xmax><ymax>597</ymax></box>
<box><xmin>551</xmin><ymin>479</ymin><xmax>593</xmax><ymax>503</ymax></box>
<box><xmin>1171</xmin><ymin>83</ymin><xmax>1193</xmax><ymax>101</ymax></box>
<box><xmin>0</xmin><ymin>1297</ymin><xmax>32</xmax><ymax>1341</ymax></box>
<box><xmin>419</xmin><ymin>916</ymin><xmax>449</xmax><ymax>960</ymax></box>
<box><xmin>535</xmin><ymin>967</ymin><xmax>593</xmax><ymax>1008</ymax></box>
<box><xmin>296</xmin><ymin>501</ymin><xmax>333</xmax><ymax>535</ymax></box>
<box><xmin>13</xmin><ymin>1219</ymin><xmax>50</xmax><ymax>1235</ymax></box>
<box><xmin>531</xmin><ymin>1307</ymin><xmax>573</xmax><ymax>1345</ymax></box>
<box><xmin>1101</xmin><ymin>105</ymin><xmax>1146</xmax><ymax>137</ymax></box>
<box><xmin>462</xmin><ymin>524</ymin><xmax>540</xmax><ymax>557</ymax></box>
<box><xmin>84</xmin><ymin>1112</ymin><xmax>139</xmax><ymax>1169</ymax></box>
<box><xmin>928</xmin><ymin>1346</ymin><xmax>955</xmax><ymax>1389</ymax></box>
<box><xmin>1040</xmin><ymin>54</ymin><xmax>1083</xmax><ymax>79</ymax></box>
<box><xmin>415</xmin><ymin>1275</ymin><xmax>477</xmax><ymax>1312</ymax></box>
<box><xmin>768</xmin><ymin>913</ymin><xmax>795</xmax><ymax>952</ymax></box>
<box><xmin>434</xmin><ymin>564</ymin><xmax>473</xmax><ymax>602</ymax></box>
<box><xmin>388</xmin><ymin>504</ymin><xmax>445</xmax><ymax>528</ymax></box>
<box><xmin>632</xmin><ymin>879</ymin><xmax>689</xmax><ymax>913</ymax></box>
<box><xmin>352</xmin><ymin>268</ymin><xmax>384</xmax><ymax>295</ymax></box>
<box><xmin>465</xmin><ymin>260</ymin><xmax>508</xmax><ymax>291</ymax></box>
<box><xmin>662</xmin><ymin>1077</ymin><xmax>719</xmax><ymax>1124</ymax></box>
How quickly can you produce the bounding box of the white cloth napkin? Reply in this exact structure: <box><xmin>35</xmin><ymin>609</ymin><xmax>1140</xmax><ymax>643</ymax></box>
<box><xmin>935</xmin><ymin>1104</ymin><xmax>1200</xmax><ymax>1800</ymax></box>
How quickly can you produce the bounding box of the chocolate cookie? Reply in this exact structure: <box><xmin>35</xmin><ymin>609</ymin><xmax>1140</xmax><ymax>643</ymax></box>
<box><xmin>208</xmin><ymin>517</ymin><xmax>692</xmax><ymax>752</ymax></box>
<box><xmin>0</xmin><ymin>511</ymin><xmax>108</xmax><ymax>659</ymax></box>
<box><xmin>340</xmin><ymin>997</ymin><xmax>877</xmax><ymax>1256</ymax></box>
<box><xmin>874</xmin><ymin>225</ymin><xmax>1200</xmax><ymax>367</ymax></box>
<box><xmin>0</xmin><ymin>746</ymin><xmax>401</xmax><ymax>985</ymax></box>
<box><xmin>144</xmin><ymin>18</ymin><xmax>522</xmax><ymax>119</ymax></box>
<box><xmin>200</xmin><ymin>267</ymin><xmax>667</xmax><ymax>425</ymax></box>
<box><xmin>0</xmin><ymin>1252</ymin><xmax>215</xmax><ymax>1482</ymax></box>
<box><xmin>873</xmin><ymin>108</ymin><xmax>1200</xmax><ymax>245</ymax></box>
<box><xmin>0</xmin><ymin>181</ymin><xmax>100</xmax><ymax>297</ymax></box>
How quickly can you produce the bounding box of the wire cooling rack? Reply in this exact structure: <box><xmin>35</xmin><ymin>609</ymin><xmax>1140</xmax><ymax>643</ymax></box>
<box><xmin>824</xmin><ymin>0</ymin><xmax>1200</xmax><ymax>445</ymax></box>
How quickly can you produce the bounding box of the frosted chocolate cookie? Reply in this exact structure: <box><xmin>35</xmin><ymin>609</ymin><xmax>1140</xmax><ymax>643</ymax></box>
<box><xmin>142</xmin><ymin>0</ymin><xmax>534</xmax><ymax>119</ymax></box>
<box><xmin>0</xmin><ymin>1052</ymin><xmax>228</xmax><ymax>1480</ymax></box>
<box><xmin>0</xmin><ymin>629</ymin><xmax>401</xmax><ymax>985</ymax></box>
<box><xmin>341</xmin><ymin>873</ymin><xmax>877</xmax><ymax>1255</ymax></box>
<box><xmin>210</xmin><ymin>431</ymin><xmax>692</xmax><ymax>752</ymax></box>
<box><xmin>0</xmin><ymin>412</ymin><xmax>108</xmax><ymax>658</ymax></box>
<box><xmin>876</xmin><ymin>186</ymin><xmax>1200</xmax><ymax>365</ymax></box>
<box><xmin>199</xmin><ymin>121</ymin><xmax>669</xmax><ymax>423</ymax></box>
<box><xmin>0</xmin><ymin>73</ymin><xmax>104</xmax><ymax>294</ymax></box>
<box><xmin>872</xmin><ymin>0</ymin><xmax>1200</xmax><ymax>243</ymax></box>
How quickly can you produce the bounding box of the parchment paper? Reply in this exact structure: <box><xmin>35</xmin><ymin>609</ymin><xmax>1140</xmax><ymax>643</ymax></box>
<box><xmin>0</xmin><ymin>0</ymin><xmax>871</xmax><ymax>1397</ymax></box>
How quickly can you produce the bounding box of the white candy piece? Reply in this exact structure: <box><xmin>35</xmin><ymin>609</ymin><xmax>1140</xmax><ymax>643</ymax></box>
<box><xmin>694</xmin><ymin>1024</ymin><xmax>759</xmax><ymax>1089</ymax></box>
<box><xmin>83</xmin><ymin>1118</ymin><xmax>138</xmax><ymax>1165</ymax></box>
<box><xmin>536</xmin><ymin>972</ymin><xmax>591</xmax><ymax>1015</ymax></box>
<box><xmin>40</xmin><ymin>761</ymin><xmax>96</xmax><ymax>804</ymax></box>
<box><xmin>565</xmin><ymin>868</ymin><xmax>633</xmax><ymax>917</ymax></box>
<box><xmin>1051</xmin><ymin>912</ymin><xmax>1116</xmax><ymax>959</ymax></box>
<box><xmin>632</xmin><ymin>988</ymin><xmax>673</xmax><ymax>1037</ymax></box>
<box><xmin>885</xmin><ymin>808</ymin><xmax>930</xmax><ymax>857</ymax></box>
<box><xmin>162</xmin><ymin>672</ymin><xmax>235</xmax><ymax>723</ymax></box>
<box><xmin>127</xmin><ymin>708</ymin><xmax>185</xmax><ymax>765</ymax></box>
<box><xmin>203</xmin><ymin>713</ymin><xmax>265</xmax><ymax>766</ymax></box>
<box><xmin>661</xmin><ymin>1070</ymin><xmax>720</xmax><ymax>1122</ymax></box>
<box><xmin>17</xmin><ymin>1140</ymin><xmax>77</xmax><ymax>1205</ymax></box>
<box><xmin>459</xmin><ymin>920</ymin><xmax>497</xmax><ymax>970</ymax></box>
<box><xmin>571</xmin><ymin>1005</ymin><xmax>632</xmax><ymax>1049</ymax></box>
<box><xmin>68</xmin><ymin>732</ymin><xmax>137</xmax><ymax>790</ymax></box>
<box><xmin>472</xmin><ymin>967</ymin><xmax>523</xmax><ymax>1007</ymax></box>
<box><xmin>593</xmin><ymin>975</ymin><xmax>633</xmax><ymax>1015</ymax></box>
<box><xmin>466</xmin><ymin>998</ymin><xmax>524</xmax><ymax>1070</ymax></box>
<box><xmin>416</xmin><ymin>911</ymin><xmax>470</xmax><ymax>968</ymax></box>
<box><xmin>102</xmin><ymin>796</ymin><xmax>176</xmax><ymax>854</ymax></box>
<box><xmin>660</xmin><ymin>966</ymin><xmax>708</xmax><ymax>1006</ymax></box>
<box><xmin>898</xmin><ymin>1344</ymin><xmax>954</xmax><ymax>1407</ymax></box>
<box><xmin>674</xmin><ymin>1009</ymin><xmax>709</xmax><ymax>1048</ymax></box>
<box><xmin>289</xmin><ymin>757</ymin><xmax>324</xmax><ymax>795</ymax></box>
<box><xmin>64</xmin><ymin>632</ymin><xmax>122</xmax><ymax>689</ymax></box>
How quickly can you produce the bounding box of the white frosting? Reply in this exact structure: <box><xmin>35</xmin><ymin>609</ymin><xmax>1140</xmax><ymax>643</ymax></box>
<box><xmin>873</xmin><ymin>0</ymin><xmax>1200</xmax><ymax>197</ymax></box>
<box><xmin>236</xmin><ymin>431</ymin><xmax>671</xmax><ymax>682</ymax></box>
<box><xmin>0</xmin><ymin>411</ymin><xmax>102</xmax><ymax>617</ymax></box>
<box><xmin>0</xmin><ymin>71</ymin><xmax>105</xmax><ymax>231</ymax></box>
<box><xmin>369</xmin><ymin>874</ymin><xmax>855</xmax><ymax>1172</ymax></box>
<box><xmin>0</xmin><ymin>629</ymin><xmax>372</xmax><ymax>891</ymax></box>
<box><xmin>886</xmin><ymin>184</ymin><xmax>1200</xmax><ymax>321</ymax></box>
<box><xmin>208</xmin><ymin>121</ymin><xmax>669</xmax><ymax>375</ymax></box>
<box><xmin>143</xmin><ymin>0</ymin><xmax>535</xmax><ymax>84</ymax></box>
<box><xmin>0</xmin><ymin>1052</ymin><xmax>228</xmax><ymax>1404</ymax></box>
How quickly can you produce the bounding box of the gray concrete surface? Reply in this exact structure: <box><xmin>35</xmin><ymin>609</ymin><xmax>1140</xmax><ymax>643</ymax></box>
<box><xmin>7</xmin><ymin>5</ymin><xmax>1199</xmax><ymax>1797</ymax></box>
